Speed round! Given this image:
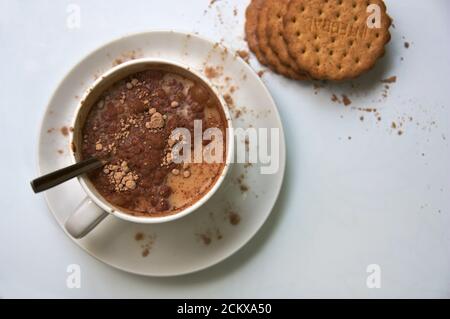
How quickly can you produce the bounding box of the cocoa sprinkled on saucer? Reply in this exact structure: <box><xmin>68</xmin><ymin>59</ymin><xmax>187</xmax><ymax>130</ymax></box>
<box><xmin>204</xmin><ymin>65</ymin><xmax>223</xmax><ymax>79</ymax></box>
<box><xmin>134</xmin><ymin>232</ymin><xmax>144</xmax><ymax>241</ymax></box>
<box><xmin>60</xmin><ymin>126</ymin><xmax>69</xmax><ymax>137</ymax></box>
<box><xmin>198</xmin><ymin>233</ymin><xmax>212</xmax><ymax>246</ymax></box>
<box><xmin>228</xmin><ymin>211</ymin><xmax>241</xmax><ymax>225</ymax></box>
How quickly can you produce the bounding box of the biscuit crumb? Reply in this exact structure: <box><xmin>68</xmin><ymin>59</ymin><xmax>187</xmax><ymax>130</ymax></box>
<box><xmin>236</xmin><ymin>50</ymin><xmax>250</xmax><ymax>63</ymax></box>
<box><xmin>342</xmin><ymin>94</ymin><xmax>352</xmax><ymax>106</ymax></box>
<box><xmin>381</xmin><ymin>76</ymin><xmax>397</xmax><ymax>83</ymax></box>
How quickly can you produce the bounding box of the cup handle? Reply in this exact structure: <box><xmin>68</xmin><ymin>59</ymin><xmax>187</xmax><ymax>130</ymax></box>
<box><xmin>64</xmin><ymin>197</ymin><xmax>109</xmax><ymax>239</ymax></box>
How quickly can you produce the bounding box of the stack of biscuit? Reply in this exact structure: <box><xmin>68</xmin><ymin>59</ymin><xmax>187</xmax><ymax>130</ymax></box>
<box><xmin>245</xmin><ymin>0</ymin><xmax>391</xmax><ymax>81</ymax></box>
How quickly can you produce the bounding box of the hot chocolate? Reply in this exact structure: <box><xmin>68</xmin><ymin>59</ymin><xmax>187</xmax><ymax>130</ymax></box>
<box><xmin>80</xmin><ymin>68</ymin><xmax>227</xmax><ymax>217</ymax></box>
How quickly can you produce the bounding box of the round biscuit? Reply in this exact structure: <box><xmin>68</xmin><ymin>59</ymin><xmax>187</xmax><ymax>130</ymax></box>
<box><xmin>265</xmin><ymin>0</ymin><xmax>308</xmax><ymax>76</ymax></box>
<box><xmin>256</xmin><ymin>0</ymin><xmax>306</xmax><ymax>79</ymax></box>
<box><xmin>283</xmin><ymin>0</ymin><xmax>391</xmax><ymax>80</ymax></box>
<box><xmin>245</xmin><ymin>0</ymin><xmax>268</xmax><ymax>66</ymax></box>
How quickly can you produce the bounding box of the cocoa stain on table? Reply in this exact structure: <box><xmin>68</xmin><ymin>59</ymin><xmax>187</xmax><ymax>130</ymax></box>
<box><xmin>381</xmin><ymin>76</ymin><xmax>397</xmax><ymax>84</ymax></box>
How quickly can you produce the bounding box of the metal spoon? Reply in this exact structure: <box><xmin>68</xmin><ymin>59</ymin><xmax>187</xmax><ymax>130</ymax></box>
<box><xmin>30</xmin><ymin>157</ymin><xmax>106</xmax><ymax>193</ymax></box>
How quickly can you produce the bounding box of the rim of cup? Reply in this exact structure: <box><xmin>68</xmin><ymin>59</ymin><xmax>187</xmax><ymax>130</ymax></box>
<box><xmin>70</xmin><ymin>58</ymin><xmax>234</xmax><ymax>224</ymax></box>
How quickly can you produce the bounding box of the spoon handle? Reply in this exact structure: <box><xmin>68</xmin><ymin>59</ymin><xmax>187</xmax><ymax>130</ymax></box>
<box><xmin>31</xmin><ymin>157</ymin><xmax>104</xmax><ymax>193</ymax></box>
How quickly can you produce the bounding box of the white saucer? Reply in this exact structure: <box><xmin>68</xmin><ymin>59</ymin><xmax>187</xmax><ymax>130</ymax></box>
<box><xmin>38</xmin><ymin>31</ymin><xmax>286</xmax><ymax>276</ymax></box>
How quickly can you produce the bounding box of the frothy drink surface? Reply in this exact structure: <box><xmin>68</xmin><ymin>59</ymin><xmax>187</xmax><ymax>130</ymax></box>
<box><xmin>81</xmin><ymin>69</ymin><xmax>227</xmax><ymax>216</ymax></box>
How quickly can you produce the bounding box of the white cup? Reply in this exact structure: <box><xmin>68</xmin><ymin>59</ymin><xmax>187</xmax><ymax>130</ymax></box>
<box><xmin>64</xmin><ymin>58</ymin><xmax>234</xmax><ymax>238</ymax></box>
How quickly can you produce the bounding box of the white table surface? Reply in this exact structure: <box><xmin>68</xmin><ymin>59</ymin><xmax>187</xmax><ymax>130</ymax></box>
<box><xmin>1</xmin><ymin>0</ymin><xmax>449</xmax><ymax>298</ymax></box>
